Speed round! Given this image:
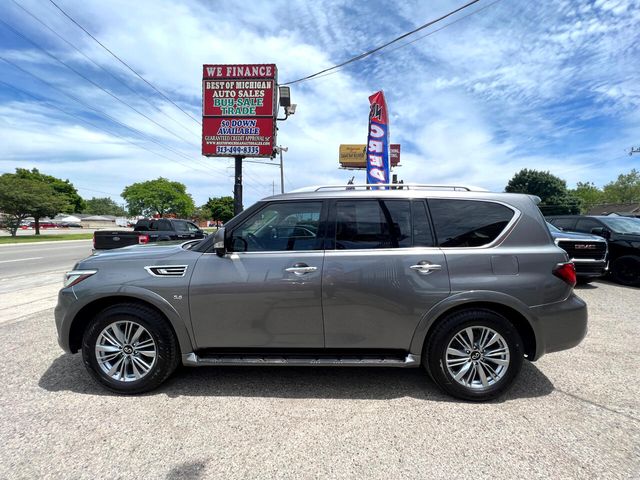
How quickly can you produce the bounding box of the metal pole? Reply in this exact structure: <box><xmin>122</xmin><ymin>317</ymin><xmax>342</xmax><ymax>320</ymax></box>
<box><xmin>279</xmin><ymin>148</ymin><xmax>285</xmax><ymax>194</ymax></box>
<box><xmin>234</xmin><ymin>156</ymin><xmax>243</xmax><ymax>215</ymax></box>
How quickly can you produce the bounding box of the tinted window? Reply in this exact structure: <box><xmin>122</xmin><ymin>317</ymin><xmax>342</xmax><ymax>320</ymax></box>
<box><xmin>186</xmin><ymin>222</ymin><xmax>200</xmax><ymax>233</ymax></box>
<box><xmin>231</xmin><ymin>202</ymin><xmax>322</xmax><ymax>252</ymax></box>
<box><xmin>335</xmin><ymin>200</ymin><xmax>413</xmax><ymax>249</ymax></box>
<box><xmin>429</xmin><ymin>199</ymin><xmax>514</xmax><ymax>247</ymax></box>
<box><xmin>384</xmin><ymin>200</ymin><xmax>411</xmax><ymax>248</ymax></box>
<box><xmin>336</xmin><ymin>200</ymin><xmax>390</xmax><ymax>249</ymax></box>
<box><xmin>174</xmin><ymin>221</ymin><xmax>189</xmax><ymax>232</ymax></box>
<box><xmin>575</xmin><ymin>218</ymin><xmax>602</xmax><ymax>233</ymax></box>
<box><xmin>551</xmin><ymin>218</ymin><xmax>577</xmax><ymax>230</ymax></box>
<box><xmin>412</xmin><ymin>200</ymin><xmax>435</xmax><ymax>247</ymax></box>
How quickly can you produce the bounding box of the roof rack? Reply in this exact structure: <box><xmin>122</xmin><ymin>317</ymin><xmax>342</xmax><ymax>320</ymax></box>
<box><xmin>290</xmin><ymin>184</ymin><xmax>489</xmax><ymax>193</ymax></box>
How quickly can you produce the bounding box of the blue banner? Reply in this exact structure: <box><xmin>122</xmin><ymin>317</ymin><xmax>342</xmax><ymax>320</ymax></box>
<box><xmin>366</xmin><ymin>91</ymin><xmax>390</xmax><ymax>188</ymax></box>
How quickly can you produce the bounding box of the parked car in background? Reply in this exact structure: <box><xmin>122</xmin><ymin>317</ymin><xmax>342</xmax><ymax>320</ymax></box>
<box><xmin>29</xmin><ymin>221</ymin><xmax>57</xmax><ymax>229</ymax></box>
<box><xmin>56</xmin><ymin>185</ymin><xmax>587</xmax><ymax>401</ymax></box>
<box><xmin>546</xmin><ymin>222</ymin><xmax>608</xmax><ymax>283</ymax></box>
<box><xmin>547</xmin><ymin>215</ymin><xmax>640</xmax><ymax>287</ymax></box>
<box><xmin>93</xmin><ymin>218</ymin><xmax>205</xmax><ymax>250</ymax></box>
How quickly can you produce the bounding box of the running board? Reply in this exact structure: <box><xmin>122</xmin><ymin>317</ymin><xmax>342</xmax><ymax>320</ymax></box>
<box><xmin>182</xmin><ymin>352</ymin><xmax>420</xmax><ymax>368</ymax></box>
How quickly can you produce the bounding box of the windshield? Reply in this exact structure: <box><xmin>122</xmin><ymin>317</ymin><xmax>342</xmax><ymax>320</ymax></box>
<box><xmin>546</xmin><ymin>222</ymin><xmax>561</xmax><ymax>233</ymax></box>
<box><xmin>601</xmin><ymin>217</ymin><xmax>640</xmax><ymax>234</ymax></box>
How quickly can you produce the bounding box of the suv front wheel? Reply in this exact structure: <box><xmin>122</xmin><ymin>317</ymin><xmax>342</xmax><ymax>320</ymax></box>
<box><xmin>425</xmin><ymin>309</ymin><xmax>524</xmax><ymax>401</ymax></box>
<box><xmin>82</xmin><ymin>303</ymin><xmax>179</xmax><ymax>394</ymax></box>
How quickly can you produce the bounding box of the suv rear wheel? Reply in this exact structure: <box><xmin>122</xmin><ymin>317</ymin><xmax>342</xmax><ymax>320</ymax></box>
<box><xmin>425</xmin><ymin>309</ymin><xmax>523</xmax><ymax>401</ymax></box>
<box><xmin>82</xmin><ymin>303</ymin><xmax>179</xmax><ymax>394</ymax></box>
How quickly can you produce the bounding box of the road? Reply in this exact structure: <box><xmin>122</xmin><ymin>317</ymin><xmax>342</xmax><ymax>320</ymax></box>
<box><xmin>0</xmin><ymin>241</ymin><xmax>92</xmax><ymax>324</ymax></box>
<box><xmin>0</xmin><ymin>245</ymin><xmax>638</xmax><ymax>479</ymax></box>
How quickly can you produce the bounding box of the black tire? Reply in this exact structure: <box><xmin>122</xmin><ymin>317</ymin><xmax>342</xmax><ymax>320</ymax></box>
<box><xmin>424</xmin><ymin>308</ymin><xmax>524</xmax><ymax>402</ymax></box>
<box><xmin>82</xmin><ymin>303</ymin><xmax>180</xmax><ymax>394</ymax></box>
<box><xmin>576</xmin><ymin>278</ymin><xmax>595</xmax><ymax>285</ymax></box>
<box><xmin>610</xmin><ymin>255</ymin><xmax>640</xmax><ymax>287</ymax></box>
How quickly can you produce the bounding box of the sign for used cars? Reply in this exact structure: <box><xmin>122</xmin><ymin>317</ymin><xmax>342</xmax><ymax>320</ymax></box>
<box><xmin>202</xmin><ymin>64</ymin><xmax>277</xmax><ymax>158</ymax></box>
<box><xmin>339</xmin><ymin>144</ymin><xmax>401</xmax><ymax>169</ymax></box>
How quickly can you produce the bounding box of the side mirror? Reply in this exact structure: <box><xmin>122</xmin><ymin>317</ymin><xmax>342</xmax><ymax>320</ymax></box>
<box><xmin>213</xmin><ymin>227</ymin><xmax>226</xmax><ymax>257</ymax></box>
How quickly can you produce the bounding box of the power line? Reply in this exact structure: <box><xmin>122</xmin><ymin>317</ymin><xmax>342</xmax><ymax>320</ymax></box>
<box><xmin>0</xmin><ymin>55</ymin><xmax>205</xmax><ymax>168</ymax></box>
<box><xmin>47</xmin><ymin>0</ymin><xmax>201</xmax><ymax>126</ymax></box>
<box><xmin>0</xmin><ymin>18</ymin><xmax>197</xmax><ymax>146</ymax></box>
<box><xmin>9</xmin><ymin>0</ymin><xmax>199</xmax><ymax>140</ymax></box>
<box><xmin>0</xmin><ymin>78</ymin><xmax>217</xmax><ymax>178</ymax></box>
<box><xmin>282</xmin><ymin>0</ymin><xmax>481</xmax><ymax>85</ymax></box>
<box><xmin>294</xmin><ymin>0</ymin><xmax>501</xmax><ymax>85</ymax></box>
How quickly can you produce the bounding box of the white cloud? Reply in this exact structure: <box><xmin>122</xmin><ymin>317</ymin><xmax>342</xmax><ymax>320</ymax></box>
<box><xmin>0</xmin><ymin>0</ymin><xmax>638</xmax><ymax>209</ymax></box>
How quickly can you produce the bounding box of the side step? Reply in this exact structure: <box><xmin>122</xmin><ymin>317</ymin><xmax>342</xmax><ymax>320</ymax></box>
<box><xmin>182</xmin><ymin>352</ymin><xmax>420</xmax><ymax>368</ymax></box>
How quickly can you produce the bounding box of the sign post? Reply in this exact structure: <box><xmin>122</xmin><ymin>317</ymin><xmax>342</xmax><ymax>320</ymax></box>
<box><xmin>202</xmin><ymin>64</ymin><xmax>278</xmax><ymax>214</ymax></box>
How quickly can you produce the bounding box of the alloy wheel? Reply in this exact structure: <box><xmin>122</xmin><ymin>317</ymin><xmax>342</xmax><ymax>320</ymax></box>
<box><xmin>445</xmin><ymin>326</ymin><xmax>510</xmax><ymax>390</ymax></box>
<box><xmin>95</xmin><ymin>320</ymin><xmax>157</xmax><ymax>382</ymax></box>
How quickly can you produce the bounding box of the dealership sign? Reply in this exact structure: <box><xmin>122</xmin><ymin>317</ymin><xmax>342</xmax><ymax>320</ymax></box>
<box><xmin>202</xmin><ymin>64</ymin><xmax>277</xmax><ymax>157</ymax></box>
<box><xmin>339</xmin><ymin>144</ymin><xmax>401</xmax><ymax>169</ymax></box>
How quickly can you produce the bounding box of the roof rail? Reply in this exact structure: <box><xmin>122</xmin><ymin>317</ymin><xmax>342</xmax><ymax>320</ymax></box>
<box><xmin>290</xmin><ymin>184</ymin><xmax>489</xmax><ymax>193</ymax></box>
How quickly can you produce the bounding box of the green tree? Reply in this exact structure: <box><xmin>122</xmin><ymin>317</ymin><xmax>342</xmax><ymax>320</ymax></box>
<box><xmin>203</xmin><ymin>196</ymin><xmax>234</xmax><ymax>224</ymax></box>
<box><xmin>83</xmin><ymin>197</ymin><xmax>127</xmax><ymax>216</ymax></box>
<box><xmin>122</xmin><ymin>177</ymin><xmax>195</xmax><ymax>218</ymax></box>
<box><xmin>571</xmin><ymin>182</ymin><xmax>604</xmax><ymax>213</ymax></box>
<box><xmin>15</xmin><ymin>168</ymin><xmax>84</xmax><ymax>213</ymax></box>
<box><xmin>602</xmin><ymin>169</ymin><xmax>640</xmax><ymax>204</ymax></box>
<box><xmin>505</xmin><ymin>169</ymin><xmax>581</xmax><ymax>215</ymax></box>
<box><xmin>0</xmin><ymin>174</ymin><xmax>68</xmax><ymax>236</ymax></box>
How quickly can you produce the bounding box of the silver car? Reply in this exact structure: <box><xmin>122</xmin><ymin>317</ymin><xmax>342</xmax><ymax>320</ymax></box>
<box><xmin>55</xmin><ymin>185</ymin><xmax>587</xmax><ymax>401</ymax></box>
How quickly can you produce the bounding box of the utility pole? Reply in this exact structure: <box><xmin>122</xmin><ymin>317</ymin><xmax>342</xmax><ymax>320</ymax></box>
<box><xmin>275</xmin><ymin>146</ymin><xmax>288</xmax><ymax>194</ymax></box>
<box><xmin>233</xmin><ymin>156</ymin><xmax>243</xmax><ymax>216</ymax></box>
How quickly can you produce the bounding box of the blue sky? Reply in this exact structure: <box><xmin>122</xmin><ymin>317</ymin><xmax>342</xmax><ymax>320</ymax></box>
<box><xmin>0</xmin><ymin>0</ymin><xmax>638</xmax><ymax>208</ymax></box>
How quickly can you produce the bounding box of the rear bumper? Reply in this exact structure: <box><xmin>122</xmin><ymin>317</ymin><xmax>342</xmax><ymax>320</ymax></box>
<box><xmin>529</xmin><ymin>293</ymin><xmax>588</xmax><ymax>360</ymax></box>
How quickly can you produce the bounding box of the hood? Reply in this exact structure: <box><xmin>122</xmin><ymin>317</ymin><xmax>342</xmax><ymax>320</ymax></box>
<box><xmin>83</xmin><ymin>243</ymin><xmax>186</xmax><ymax>264</ymax></box>
<box><xmin>549</xmin><ymin>230</ymin><xmax>606</xmax><ymax>242</ymax></box>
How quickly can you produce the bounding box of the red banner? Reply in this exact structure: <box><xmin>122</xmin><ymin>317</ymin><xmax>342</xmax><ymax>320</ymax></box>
<box><xmin>202</xmin><ymin>117</ymin><xmax>275</xmax><ymax>157</ymax></box>
<box><xmin>202</xmin><ymin>64</ymin><xmax>277</xmax><ymax>158</ymax></box>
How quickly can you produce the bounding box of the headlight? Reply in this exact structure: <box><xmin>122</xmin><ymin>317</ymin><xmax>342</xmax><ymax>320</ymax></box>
<box><xmin>63</xmin><ymin>270</ymin><xmax>97</xmax><ymax>288</ymax></box>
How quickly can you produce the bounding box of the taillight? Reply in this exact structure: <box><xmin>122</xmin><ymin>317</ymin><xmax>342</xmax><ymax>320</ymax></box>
<box><xmin>138</xmin><ymin>234</ymin><xmax>149</xmax><ymax>244</ymax></box>
<box><xmin>553</xmin><ymin>262</ymin><xmax>576</xmax><ymax>287</ymax></box>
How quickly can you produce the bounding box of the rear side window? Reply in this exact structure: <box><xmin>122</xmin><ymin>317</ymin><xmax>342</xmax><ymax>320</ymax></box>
<box><xmin>334</xmin><ymin>199</ymin><xmax>431</xmax><ymax>249</ymax></box>
<box><xmin>428</xmin><ymin>199</ymin><xmax>514</xmax><ymax>247</ymax></box>
<box><xmin>551</xmin><ymin>218</ymin><xmax>577</xmax><ymax>230</ymax></box>
<box><xmin>575</xmin><ymin>218</ymin><xmax>602</xmax><ymax>233</ymax></box>
<box><xmin>174</xmin><ymin>221</ymin><xmax>188</xmax><ymax>232</ymax></box>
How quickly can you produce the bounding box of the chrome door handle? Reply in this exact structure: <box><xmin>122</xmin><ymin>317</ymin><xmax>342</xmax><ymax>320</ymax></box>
<box><xmin>285</xmin><ymin>265</ymin><xmax>317</xmax><ymax>275</ymax></box>
<box><xmin>410</xmin><ymin>263</ymin><xmax>442</xmax><ymax>275</ymax></box>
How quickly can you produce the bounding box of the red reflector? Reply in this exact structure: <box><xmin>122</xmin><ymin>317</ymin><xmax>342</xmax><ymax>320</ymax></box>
<box><xmin>553</xmin><ymin>262</ymin><xmax>576</xmax><ymax>287</ymax></box>
<box><xmin>138</xmin><ymin>234</ymin><xmax>149</xmax><ymax>244</ymax></box>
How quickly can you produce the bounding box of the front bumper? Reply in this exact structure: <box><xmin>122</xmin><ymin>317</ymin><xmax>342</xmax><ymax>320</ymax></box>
<box><xmin>573</xmin><ymin>259</ymin><xmax>608</xmax><ymax>278</ymax></box>
<box><xmin>54</xmin><ymin>288</ymin><xmax>76</xmax><ymax>353</ymax></box>
<box><xmin>529</xmin><ymin>293</ymin><xmax>588</xmax><ymax>360</ymax></box>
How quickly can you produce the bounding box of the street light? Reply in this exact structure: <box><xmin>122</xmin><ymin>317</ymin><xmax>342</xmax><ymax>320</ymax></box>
<box><xmin>274</xmin><ymin>146</ymin><xmax>288</xmax><ymax>194</ymax></box>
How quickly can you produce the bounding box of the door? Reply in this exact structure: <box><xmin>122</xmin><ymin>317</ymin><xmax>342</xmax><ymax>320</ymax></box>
<box><xmin>322</xmin><ymin>199</ymin><xmax>450</xmax><ymax>350</ymax></box>
<box><xmin>189</xmin><ymin>201</ymin><xmax>326</xmax><ymax>349</ymax></box>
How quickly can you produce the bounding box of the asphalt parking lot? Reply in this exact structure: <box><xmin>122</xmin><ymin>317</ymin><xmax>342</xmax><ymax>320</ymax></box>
<box><xmin>0</xmin><ymin>244</ymin><xmax>638</xmax><ymax>479</ymax></box>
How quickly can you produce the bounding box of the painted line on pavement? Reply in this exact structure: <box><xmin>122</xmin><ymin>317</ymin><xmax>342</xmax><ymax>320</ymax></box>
<box><xmin>0</xmin><ymin>257</ymin><xmax>44</xmax><ymax>264</ymax></box>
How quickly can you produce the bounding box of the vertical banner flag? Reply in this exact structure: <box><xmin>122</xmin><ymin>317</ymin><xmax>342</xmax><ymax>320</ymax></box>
<box><xmin>366</xmin><ymin>91</ymin><xmax>390</xmax><ymax>187</ymax></box>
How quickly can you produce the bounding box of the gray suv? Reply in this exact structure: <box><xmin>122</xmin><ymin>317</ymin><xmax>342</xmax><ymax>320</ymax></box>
<box><xmin>55</xmin><ymin>185</ymin><xmax>587</xmax><ymax>401</ymax></box>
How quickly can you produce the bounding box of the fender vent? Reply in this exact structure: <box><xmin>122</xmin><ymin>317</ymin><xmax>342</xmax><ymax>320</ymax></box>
<box><xmin>144</xmin><ymin>265</ymin><xmax>188</xmax><ymax>277</ymax></box>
